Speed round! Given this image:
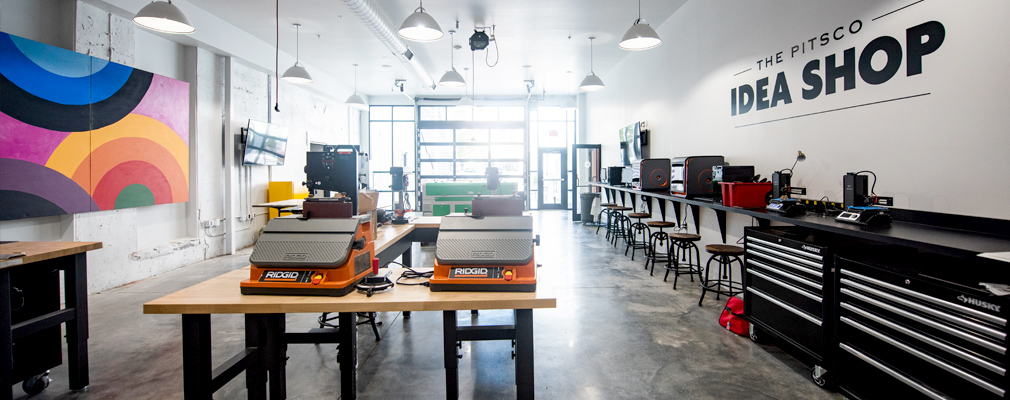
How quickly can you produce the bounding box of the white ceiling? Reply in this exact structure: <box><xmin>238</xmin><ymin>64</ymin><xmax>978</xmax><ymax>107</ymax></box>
<box><xmin>186</xmin><ymin>0</ymin><xmax>687</xmax><ymax>99</ymax></box>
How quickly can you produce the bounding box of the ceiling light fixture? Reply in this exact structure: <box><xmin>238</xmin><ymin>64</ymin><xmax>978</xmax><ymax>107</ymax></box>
<box><xmin>439</xmin><ymin>31</ymin><xmax>466</xmax><ymax>87</ymax></box>
<box><xmin>281</xmin><ymin>24</ymin><xmax>313</xmax><ymax>84</ymax></box>
<box><xmin>619</xmin><ymin>0</ymin><xmax>662</xmax><ymax>50</ymax></box>
<box><xmin>345</xmin><ymin>64</ymin><xmax>369</xmax><ymax>111</ymax></box>
<box><xmin>560</xmin><ymin>71</ymin><xmax>577</xmax><ymax>111</ymax></box>
<box><xmin>398</xmin><ymin>0</ymin><xmax>443</xmax><ymax>42</ymax></box>
<box><xmin>457</xmin><ymin>67</ymin><xmax>474</xmax><ymax>109</ymax></box>
<box><xmin>579</xmin><ymin>37</ymin><xmax>605</xmax><ymax>91</ymax></box>
<box><xmin>133</xmin><ymin>0</ymin><xmax>195</xmax><ymax>34</ymax></box>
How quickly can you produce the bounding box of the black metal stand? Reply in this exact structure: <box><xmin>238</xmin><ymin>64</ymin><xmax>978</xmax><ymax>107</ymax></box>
<box><xmin>442</xmin><ymin>309</ymin><xmax>535</xmax><ymax>399</ymax></box>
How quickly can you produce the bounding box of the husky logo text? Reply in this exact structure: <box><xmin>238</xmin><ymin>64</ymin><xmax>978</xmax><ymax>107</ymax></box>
<box><xmin>957</xmin><ymin>295</ymin><xmax>1001</xmax><ymax>312</ymax></box>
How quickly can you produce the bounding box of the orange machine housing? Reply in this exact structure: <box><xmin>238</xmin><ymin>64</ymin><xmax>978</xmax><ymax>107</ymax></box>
<box><xmin>429</xmin><ymin>207</ymin><xmax>538</xmax><ymax>292</ymax></box>
<box><xmin>430</xmin><ymin>247</ymin><xmax>537</xmax><ymax>292</ymax></box>
<box><xmin>240</xmin><ymin>217</ymin><xmax>374</xmax><ymax>297</ymax></box>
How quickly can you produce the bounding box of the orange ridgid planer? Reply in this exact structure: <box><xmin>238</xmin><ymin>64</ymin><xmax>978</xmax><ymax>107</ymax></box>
<box><xmin>240</xmin><ymin>216</ymin><xmax>374</xmax><ymax>296</ymax></box>
<box><xmin>429</xmin><ymin>214</ymin><xmax>538</xmax><ymax>292</ymax></box>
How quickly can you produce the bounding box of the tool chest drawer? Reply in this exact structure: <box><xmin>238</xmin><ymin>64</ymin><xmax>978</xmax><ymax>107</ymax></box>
<box><xmin>836</xmin><ymin>255</ymin><xmax>1008</xmax><ymax>400</ymax></box>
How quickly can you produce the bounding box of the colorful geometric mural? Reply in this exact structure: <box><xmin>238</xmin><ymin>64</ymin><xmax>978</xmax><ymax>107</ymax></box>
<box><xmin>0</xmin><ymin>32</ymin><xmax>189</xmax><ymax>221</ymax></box>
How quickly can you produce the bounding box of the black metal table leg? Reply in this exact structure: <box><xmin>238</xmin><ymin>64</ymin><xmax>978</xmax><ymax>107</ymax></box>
<box><xmin>64</xmin><ymin>253</ymin><xmax>89</xmax><ymax>390</ymax></box>
<box><xmin>442</xmin><ymin>310</ymin><xmax>459</xmax><ymax>400</ymax></box>
<box><xmin>401</xmin><ymin>244</ymin><xmax>412</xmax><ymax>268</ymax></box>
<box><xmin>263</xmin><ymin>314</ymin><xmax>286</xmax><ymax>399</ymax></box>
<box><xmin>182</xmin><ymin>314</ymin><xmax>212</xmax><ymax>400</ymax></box>
<box><xmin>515</xmin><ymin>309</ymin><xmax>534</xmax><ymax>400</ymax></box>
<box><xmin>1</xmin><ymin>270</ymin><xmax>12</xmax><ymax>400</ymax></box>
<box><xmin>338</xmin><ymin>312</ymin><xmax>357</xmax><ymax>399</ymax></box>
<box><xmin>244</xmin><ymin>315</ymin><xmax>267</xmax><ymax>400</ymax></box>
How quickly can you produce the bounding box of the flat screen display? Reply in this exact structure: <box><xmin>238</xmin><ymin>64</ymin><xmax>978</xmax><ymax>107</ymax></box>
<box><xmin>243</xmin><ymin>120</ymin><xmax>288</xmax><ymax>166</ymax></box>
<box><xmin>619</xmin><ymin>122</ymin><xmax>642</xmax><ymax>166</ymax></box>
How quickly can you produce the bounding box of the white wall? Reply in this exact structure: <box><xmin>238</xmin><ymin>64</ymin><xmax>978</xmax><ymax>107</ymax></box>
<box><xmin>0</xmin><ymin>0</ymin><xmax>358</xmax><ymax>293</ymax></box>
<box><xmin>584</xmin><ymin>0</ymin><xmax>1010</xmax><ymax>249</ymax></box>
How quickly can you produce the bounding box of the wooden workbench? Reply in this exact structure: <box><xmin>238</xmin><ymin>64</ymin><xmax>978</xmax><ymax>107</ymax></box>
<box><xmin>0</xmin><ymin>241</ymin><xmax>102</xmax><ymax>400</ymax></box>
<box><xmin>144</xmin><ymin>219</ymin><xmax>554</xmax><ymax>400</ymax></box>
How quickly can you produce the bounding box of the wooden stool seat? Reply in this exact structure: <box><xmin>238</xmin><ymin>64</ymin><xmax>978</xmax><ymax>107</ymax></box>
<box><xmin>627</xmin><ymin>213</ymin><xmax>651</xmax><ymax>219</ymax></box>
<box><xmin>669</xmin><ymin>233</ymin><xmax>702</xmax><ymax>241</ymax></box>
<box><xmin>705</xmin><ymin>244</ymin><xmax>745</xmax><ymax>255</ymax></box>
<box><xmin>646</xmin><ymin>221</ymin><xmax>677</xmax><ymax>228</ymax></box>
<box><xmin>608</xmin><ymin>206</ymin><xmax>633</xmax><ymax>211</ymax></box>
<box><xmin>600</xmin><ymin>203</ymin><xmax>618</xmax><ymax>207</ymax></box>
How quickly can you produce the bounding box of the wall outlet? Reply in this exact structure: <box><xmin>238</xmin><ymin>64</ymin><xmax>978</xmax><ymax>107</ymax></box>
<box><xmin>202</xmin><ymin>220</ymin><xmax>217</xmax><ymax>228</ymax></box>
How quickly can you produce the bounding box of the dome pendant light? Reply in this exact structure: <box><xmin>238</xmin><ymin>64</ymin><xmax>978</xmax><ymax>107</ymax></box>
<box><xmin>133</xmin><ymin>0</ymin><xmax>195</xmax><ymax>34</ymax></box>
<box><xmin>439</xmin><ymin>31</ymin><xmax>466</xmax><ymax>87</ymax></box>
<box><xmin>345</xmin><ymin>64</ymin><xmax>369</xmax><ymax>111</ymax></box>
<box><xmin>619</xmin><ymin>0</ymin><xmax>662</xmax><ymax>50</ymax></box>
<box><xmin>398</xmin><ymin>0</ymin><xmax>444</xmax><ymax>42</ymax></box>
<box><xmin>281</xmin><ymin>24</ymin><xmax>313</xmax><ymax>84</ymax></box>
<box><xmin>457</xmin><ymin>67</ymin><xmax>474</xmax><ymax>109</ymax></box>
<box><xmin>579</xmin><ymin>37</ymin><xmax>605</xmax><ymax>91</ymax></box>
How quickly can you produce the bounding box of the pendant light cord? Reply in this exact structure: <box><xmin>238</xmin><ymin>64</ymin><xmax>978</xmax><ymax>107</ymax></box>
<box><xmin>295</xmin><ymin>24</ymin><xmax>301</xmax><ymax>64</ymax></box>
<box><xmin>273</xmin><ymin>0</ymin><xmax>280</xmax><ymax>112</ymax></box>
<box><xmin>353</xmin><ymin>64</ymin><xmax>358</xmax><ymax>95</ymax></box>
<box><xmin>589</xmin><ymin>37</ymin><xmax>595</xmax><ymax>74</ymax></box>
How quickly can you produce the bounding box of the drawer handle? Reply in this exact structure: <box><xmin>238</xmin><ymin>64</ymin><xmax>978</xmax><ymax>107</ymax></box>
<box><xmin>748</xmin><ymin>259</ymin><xmax>822</xmax><ymax>290</ymax></box>
<box><xmin>746</xmin><ymin>243</ymin><xmax>823</xmax><ymax>269</ymax></box>
<box><xmin>748</xmin><ymin>269</ymin><xmax>822</xmax><ymax>303</ymax></box>
<box><xmin>746</xmin><ymin>237</ymin><xmax>823</xmax><ymax>261</ymax></box>
<box><xmin>839</xmin><ymin>343</ymin><xmax>951</xmax><ymax>400</ymax></box>
<box><xmin>841</xmin><ymin>289</ymin><xmax>1006</xmax><ymax>355</ymax></box>
<box><xmin>842</xmin><ymin>302</ymin><xmax>1005</xmax><ymax>376</ymax></box>
<box><xmin>746</xmin><ymin>253</ymin><xmax>823</xmax><ymax>279</ymax></box>
<box><xmin>842</xmin><ymin>279</ymin><xmax>1006</xmax><ymax>341</ymax></box>
<box><xmin>747</xmin><ymin>287</ymin><xmax>822</xmax><ymax>326</ymax></box>
<box><xmin>841</xmin><ymin>269</ymin><xmax>1007</xmax><ymax>327</ymax></box>
<box><xmin>842</xmin><ymin>317</ymin><xmax>1006</xmax><ymax>396</ymax></box>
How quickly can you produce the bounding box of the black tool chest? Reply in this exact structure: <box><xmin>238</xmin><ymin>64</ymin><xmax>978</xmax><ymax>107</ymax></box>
<box><xmin>743</xmin><ymin>227</ymin><xmax>839</xmax><ymax>387</ymax></box>
<box><xmin>836</xmin><ymin>253</ymin><xmax>1008</xmax><ymax>400</ymax></box>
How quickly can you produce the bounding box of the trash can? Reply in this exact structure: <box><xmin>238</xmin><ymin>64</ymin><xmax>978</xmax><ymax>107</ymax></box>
<box><xmin>579</xmin><ymin>192</ymin><xmax>600</xmax><ymax>223</ymax></box>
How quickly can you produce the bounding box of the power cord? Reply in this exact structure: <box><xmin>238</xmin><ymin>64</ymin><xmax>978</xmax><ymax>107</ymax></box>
<box><xmin>386</xmin><ymin>261</ymin><xmax>434</xmax><ymax>286</ymax></box>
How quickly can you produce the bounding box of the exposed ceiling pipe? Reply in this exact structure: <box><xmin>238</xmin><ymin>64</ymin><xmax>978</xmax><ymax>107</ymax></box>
<box><xmin>340</xmin><ymin>0</ymin><xmax>437</xmax><ymax>90</ymax></box>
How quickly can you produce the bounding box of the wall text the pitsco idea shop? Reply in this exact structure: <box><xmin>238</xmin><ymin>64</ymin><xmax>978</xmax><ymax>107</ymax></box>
<box><xmin>730</xmin><ymin>20</ymin><xmax>945</xmax><ymax>116</ymax></box>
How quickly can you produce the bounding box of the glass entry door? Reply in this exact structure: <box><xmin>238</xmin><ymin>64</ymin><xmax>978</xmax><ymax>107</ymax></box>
<box><xmin>537</xmin><ymin>148</ymin><xmax>567</xmax><ymax>209</ymax></box>
<box><xmin>572</xmin><ymin>144</ymin><xmax>601</xmax><ymax>220</ymax></box>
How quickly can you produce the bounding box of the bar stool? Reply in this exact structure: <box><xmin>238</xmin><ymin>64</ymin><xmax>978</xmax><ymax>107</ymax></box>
<box><xmin>666</xmin><ymin>233</ymin><xmax>702</xmax><ymax>289</ymax></box>
<box><xmin>596</xmin><ymin>203</ymin><xmax>618</xmax><ymax>236</ymax></box>
<box><xmin>625</xmin><ymin>213</ymin><xmax>652</xmax><ymax>260</ymax></box>
<box><xmin>607</xmin><ymin>206</ymin><xmax>633</xmax><ymax>247</ymax></box>
<box><xmin>698</xmin><ymin>244</ymin><xmax>745</xmax><ymax>306</ymax></box>
<box><xmin>644</xmin><ymin>221</ymin><xmax>677</xmax><ymax>276</ymax></box>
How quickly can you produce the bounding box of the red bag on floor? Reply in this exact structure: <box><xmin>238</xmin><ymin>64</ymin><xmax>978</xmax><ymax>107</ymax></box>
<box><xmin>719</xmin><ymin>296</ymin><xmax>750</xmax><ymax>336</ymax></box>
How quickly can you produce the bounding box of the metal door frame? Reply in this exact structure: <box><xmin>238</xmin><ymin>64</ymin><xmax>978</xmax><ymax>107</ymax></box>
<box><xmin>537</xmin><ymin>147</ymin><xmax>567</xmax><ymax>210</ymax></box>
<box><xmin>571</xmin><ymin>144</ymin><xmax>602</xmax><ymax>220</ymax></box>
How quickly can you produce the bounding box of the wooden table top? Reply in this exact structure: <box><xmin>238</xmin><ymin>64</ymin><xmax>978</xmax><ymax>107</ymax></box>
<box><xmin>374</xmin><ymin>223</ymin><xmax>414</xmax><ymax>254</ymax></box>
<box><xmin>0</xmin><ymin>241</ymin><xmax>103</xmax><ymax>269</ymax></box>
<box><xmin>410</xmin><ymin>216</ymin><xmax>441</xmax><ymax>229</ymax></box>
<box><xmin>143</xmin><ymin>267</ymin><xmax>556</xmax><ymax>314</ymax></box>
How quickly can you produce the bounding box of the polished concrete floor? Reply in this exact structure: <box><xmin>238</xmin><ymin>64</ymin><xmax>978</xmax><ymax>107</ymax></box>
<box><xmin>17</xmin><ymin>210</ymin><xmax>842</xmax><ymax>399</ymax></box>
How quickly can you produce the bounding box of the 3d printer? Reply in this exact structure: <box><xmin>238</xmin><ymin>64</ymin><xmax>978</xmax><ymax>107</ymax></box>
<box><xmin>240</xmin><ymin>202</ymin><xmax>375</xmax><ymax>296</ymax></box>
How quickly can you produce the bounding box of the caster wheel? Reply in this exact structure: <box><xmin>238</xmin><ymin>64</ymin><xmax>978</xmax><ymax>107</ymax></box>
<box><xmin>748</xmin><ymin>324</ymin><xmax>762</xmax><ymax>343</ymax></box>
<box><xmin>811</xmin><ymin>366</ymin><xmax>833</xmax><ymax>389</ymax></box>
<box><xmin>22</xmin><ymin>372</ymin><xmax>51</xmax><ymax>396</ymax></box>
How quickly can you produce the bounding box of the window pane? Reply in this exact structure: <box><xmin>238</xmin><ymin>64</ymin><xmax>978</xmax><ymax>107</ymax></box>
<box><xmin>490</xmin><ymin>129</ymin><xmax>523</xmax><ymax>143</ymax></box>
<box><xmin>447</xmin><ymin>106</ymin><xmax>472</xmax><ymax>121</ymax></box>
<box><xmin>491</xmin><ymin>144</ymin><xmax>523</xmax><ymax>159</ymax></box>
<box><xmin>419</xmin><ymin>145</ymin><xmax>454</xmax><ymax>159</ymax></box>
<box><xmin>456</xmin><ymin>129</ymin><xmax>488</xmax><ymax>143</ymax></box>
<box><xmin>370</xmin><ymin>106</ymin><xmax>392</xmax><ymax>120</ymax></box>
<box><xmin>420</xmin><ymin>161</ymin><xmax>453</xmax><ymax>176</ymax></box>
<box><xmin>474</xmin><ymin>106</ymin><xmax>498</xmax><ymax>121</ymax></box>
<box><xmin>491</xmin><ymin>161</ymin><xmax>523</xmax><ymax>176</ymax></box>
<box><xmin>419</xmin><ymin>128</ymin><xmax>453</xmax><ymax>143</ymax></box>
<box><xmin>420</xmin><ymin>106</ymin><xmax>446</xmax><ymax>121</ymax></box>
<box><xmin>369</xmin><ymin>122</ymin><xmax>392</xmax><ymax>185</ymax></box>
<box><xmin>539</xmin><ymin>121</ymin><xmax>566</xmax><ymax>148</ymax></box>
<box><xmin>456</xmin><ymin>145</ymin><xmax>488</xmax><ymax>159</ymax></box>
<box><xmin>392</xmin><ymin>106</ymin><xmax>414</xmax><ymax>121</ymax></box>
<box><xmin>393</xmin><ymin>121</ymin><xmax>415</xmax><ymax>171</ymax></box>
<box><xmin>455</xmin><ymin>162</ymin><xmax>488</xmax><ymax>176</ymax></box>
<box><xmin>373</xmin><ymin>172</ymin><xmax>392</xmax><ymax>193</ymax></box>
<box><xmin>499</xmin><ymin>106</ymin><xmax>524</xmax><ymax>121</ymax></box>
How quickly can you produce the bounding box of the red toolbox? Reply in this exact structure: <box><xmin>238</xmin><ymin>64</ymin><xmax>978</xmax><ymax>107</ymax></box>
<box><xmin>720</xmin><ymin>182</ymin><xmax>772</xmax><ymax>208</ymax></box>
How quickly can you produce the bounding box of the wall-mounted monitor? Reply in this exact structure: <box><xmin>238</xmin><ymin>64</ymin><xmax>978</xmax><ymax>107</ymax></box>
<box><xmin>243</xmin><ymin>120</ymin><xmax>288</xmax><ymax>166</ymax></box>
<box><xmin>619</xmin><ymin>122</ymin><xmax>643</xmax><ymax>166</ymax></box>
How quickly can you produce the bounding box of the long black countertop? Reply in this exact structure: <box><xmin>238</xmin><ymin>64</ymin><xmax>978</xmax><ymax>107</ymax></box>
<box><xmin>589</xmin><ymin>182</ymin><xmax>1010</xmax><ymax>258</ymax></box>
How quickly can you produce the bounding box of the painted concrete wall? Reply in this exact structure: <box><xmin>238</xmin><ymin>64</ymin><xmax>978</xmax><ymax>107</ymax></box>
<box><xmin>584</xmin><ymin>0</ymin><xmax>1010</xmax><ymax>249</ymax></box>
<box><xmin>0</xmin><ymin>1</ymin><xmax>357</xmax><ymax>293</ymax></box>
